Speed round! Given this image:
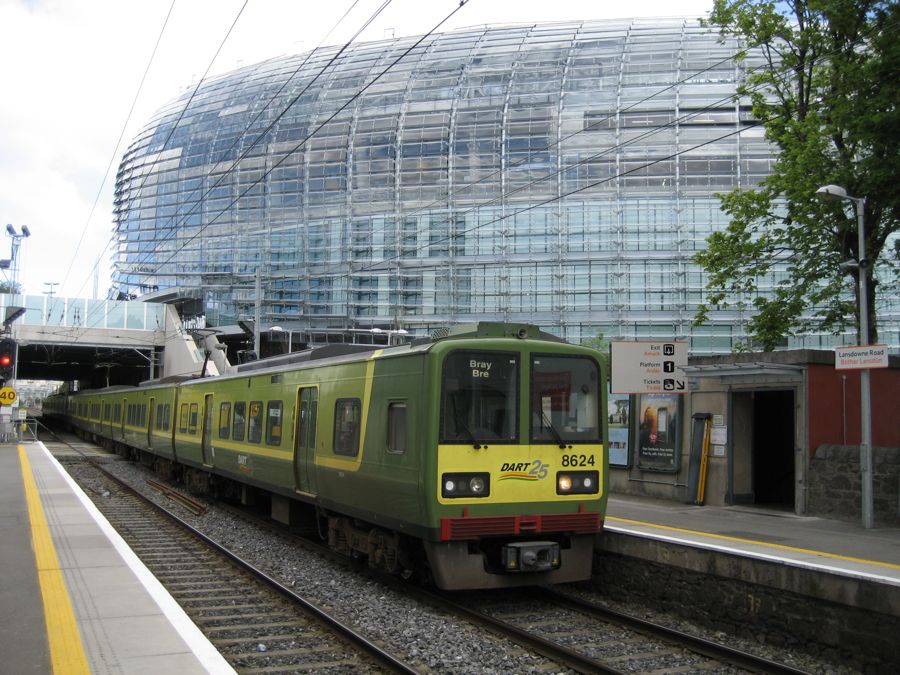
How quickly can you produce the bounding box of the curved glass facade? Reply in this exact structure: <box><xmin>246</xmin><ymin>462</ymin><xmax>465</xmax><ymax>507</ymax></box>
<box><xmin>114</xmin><ymin>18</ymin><xmax>893</xmax><ymax>351</ymax></box>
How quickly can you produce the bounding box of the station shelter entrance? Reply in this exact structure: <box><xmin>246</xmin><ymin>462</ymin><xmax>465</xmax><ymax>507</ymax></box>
<box><xmin>609</xmin><ymin>350</ymin><xmax>898</xmax><ymax>523</ymax></box>
<box><xmin>731</xmin><ymin>389</ymin><xmax>796</xmax><ymax>509</ymax></box>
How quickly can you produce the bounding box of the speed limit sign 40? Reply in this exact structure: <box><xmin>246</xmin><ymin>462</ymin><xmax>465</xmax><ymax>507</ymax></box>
<box><xmin>0</xmin><ymin>387</ymin><xmax>17</xmax><ymax>405</ymax></box>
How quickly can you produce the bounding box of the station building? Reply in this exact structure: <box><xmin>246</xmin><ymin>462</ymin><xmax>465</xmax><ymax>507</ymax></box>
<box><xmin>113</xmin><ymin>17</ymin><xmax>900</xmax><ymax>352</ymax></box>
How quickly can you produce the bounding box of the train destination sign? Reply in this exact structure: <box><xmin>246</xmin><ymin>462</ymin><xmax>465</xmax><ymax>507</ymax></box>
<box><xmin>610</xmin><ymin>341</ymin><xmax>688</xmax><ymax>394</ymax></box>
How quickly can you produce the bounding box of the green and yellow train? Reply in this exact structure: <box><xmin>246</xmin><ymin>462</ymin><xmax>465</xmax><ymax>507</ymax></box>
<box><xmin>45</xmin><ymin>322</ymin><xmax>608</xmax><ymax>589</ymax></box>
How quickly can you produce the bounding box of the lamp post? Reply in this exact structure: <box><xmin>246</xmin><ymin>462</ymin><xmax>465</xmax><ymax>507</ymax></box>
<box><xmin>5</xmin><ymin>224</ymin><xmax>31</xmax><ymax>291</ymax></box>
<box><xmin>815</xmin><ymin>184</ymin><xmax>873</xmax><ymax>529</ymax></box>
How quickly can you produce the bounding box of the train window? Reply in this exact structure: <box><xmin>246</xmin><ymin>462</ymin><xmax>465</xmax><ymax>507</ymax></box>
<box><xmin>219</xmin><ymin>402</ymin><xmax>232</xmax><ymax>439</ymax></box>
<box><xmin>156</xmin><ymin>404</ymin><xmax>163</xmax><ymax>430</ymax></box>
<box><xmin>141</xmin><ymin>404</ymin><xmax>147</xmax><ymax>426</ymax></box>
<box><xmin>265</xmin><ymin>401</ymin><xmax>283</xmax><ymax>446</ymax></box>
<box><xmin>189</xmin><ymin>403</ymin><xmax>199</xmax><ymax>434</ymax></box>
<box><xmin>103</xmin><ymin>404</ymin><xmax>110</xmax><ymax>421</ymax></box>
<box><xmin>163</xmin><ymin>404</ymin><xmax>171</xmax><ymax>431</ymax></box>
<box><xmin>387</xmin><ymin>402</ymin><xmax>407</xmax><ymax>454</ymax></box>
<box><xmin>232</xmin><ymin>402</ymin><xmax>246</xmax><ymax>441</ymax></box>
<box><xmin>333</xmin><ymin>398</ymin><xmax>361</xmax><ymax>456</ymax></box>
<box><xmin>114</xmin><ymin>404</ymin><xmax>121</xmax><ymax>423</ymax></box>
<box><xmin>440</xmin><ymin>351</ymin><xmax>519</xmax><ymax>444</ymax></box>
<box><xmin>179</xmin><ymin>403</ymin><xmax>188</xmax><ymax>433</ymax></box>
<box><xmin>530</xmin><ymin>355</ymin><xmax>601</xmax><ymax>443</ymax></box>
<box><xmin>248</xmin><ymin>401</ymin><xmax>264</xmax><ymax>443</ymax></box>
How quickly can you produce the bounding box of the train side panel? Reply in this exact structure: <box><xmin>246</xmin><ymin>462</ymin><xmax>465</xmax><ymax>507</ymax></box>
<box><xmin>313</xmin><ymin>351</ymin><xmax>427</xmax><ymax>536</ymax></box>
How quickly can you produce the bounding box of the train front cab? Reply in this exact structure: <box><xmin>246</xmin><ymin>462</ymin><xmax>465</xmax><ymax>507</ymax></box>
<box><xmin>422</xmin><ymin>326</ymin><xmax>608</xmax><ymax>590</ymax></box>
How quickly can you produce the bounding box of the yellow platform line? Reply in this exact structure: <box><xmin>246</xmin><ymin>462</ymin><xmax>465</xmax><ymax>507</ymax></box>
<box><xmin>18</xmin><ymin>445</ymin><xmax>92</xmax><ymax>675</ymax></box>
<box><xmin>607</xmin><ymin>515</ymin><xmax>900</xmax><ymax>571</ymax></box>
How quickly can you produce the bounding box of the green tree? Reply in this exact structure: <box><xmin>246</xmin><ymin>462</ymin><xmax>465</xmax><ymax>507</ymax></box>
<box><xmin>695</xmin><ymin>0</ymin><xmax>899</xmax><ymax>350</ymax></box>
<box><xmin>581</xmin><ymin>332</ymin><xmax>610</xmax><ymax>370</ymax></box>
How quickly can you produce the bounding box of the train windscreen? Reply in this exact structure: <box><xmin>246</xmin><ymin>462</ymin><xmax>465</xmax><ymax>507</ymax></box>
<box><xmin>440</xmin><ymin>350</ymin><xmax>519</xmax><ymax>444</ymax></box>
<box><xmin>530</xmin><ymin>355</ymin><xmax>601</xmax><ymax>443</ymax></box>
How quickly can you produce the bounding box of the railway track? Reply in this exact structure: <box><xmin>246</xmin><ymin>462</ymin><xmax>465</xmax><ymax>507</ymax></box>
<box><xmin>62</xmin><ymin>457</ymin><xmax>417</xmax><ymax>674</ymax></box>
<box><xmin>431</xmin><ymin>586</ymin><xmax>813</xmax><ymax>674</ymax></box>
<box><xmin>212</xmin><ymin>499</ymin><xmax>813</xmax><ymax>674</ymax></box>
<box><xmin>44</xmin><ymin>430</ymin><xmax>830</xmax><ymax>674</ymax></box>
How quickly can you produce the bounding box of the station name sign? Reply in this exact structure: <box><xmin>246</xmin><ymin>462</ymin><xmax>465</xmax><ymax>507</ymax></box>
<box><xmin>834</xmin><ymin>345</ymin><xmax>889</xmax><ymax>370</ymax></box>
<box><xmin>610</xmin><ymin>341</ymin><xmax>688</xmax><ymax>394</ymax></box>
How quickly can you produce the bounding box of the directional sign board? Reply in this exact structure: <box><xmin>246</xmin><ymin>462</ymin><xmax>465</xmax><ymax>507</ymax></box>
<box><xmin>610</xmin><ymin>341</ymin><xmax>688</xmax><ymax>394</ymax></box>
<box><xmin>834</xmin><ymin>344</ymin><xmax>889</xmax><ymax>370</ymax></box>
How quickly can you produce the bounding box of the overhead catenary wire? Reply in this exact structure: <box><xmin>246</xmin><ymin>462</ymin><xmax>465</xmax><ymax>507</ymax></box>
<box><xmin>70</xmin><ymin>0</ymin><xmax>252</xmax><ymax>302</ymax></box>
<box><xmin>59</xmin><ymin>0</ymin><xmax>179</xmax><ymax>298</ymax></box>
<box><xmin>110</xmin><ymin>0</ymin><xmax>377</xmax><ymax>273</ymax></box>
<box><xmin>113</xmin><ymin>16</ymin><xmax>750</xmax><ymax>299</ymax></box>
<box><xmin>66</xmin><ymin>0</ymin><xmax>396</xmax><ymax>336</ymax></box>
<box><xmin>66</xmin><ymin>7</ymin><xmax>889</xmax><ymax>340</ymax></box>
<box><xmin>101</xmin><ymin>1</ymin><xmax>471</xmax><ymax>299</ymax></box>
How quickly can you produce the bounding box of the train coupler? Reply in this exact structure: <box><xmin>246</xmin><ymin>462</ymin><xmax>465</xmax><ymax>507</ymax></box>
<box><xmin>501</xmin><ymin>541</ymin><xmax>561</xmax><ymax>572</ymax></box>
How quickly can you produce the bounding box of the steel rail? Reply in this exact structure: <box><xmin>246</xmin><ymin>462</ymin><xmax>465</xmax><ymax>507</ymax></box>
<box><xmin>41</xmin><ymin>428</ymin><xmax>418</xmax><ymax>675</ymax></box>
<box><xmin>534</xmin><ymin>587</ymin><xmax>812</xmax><ymax>675</ymax></box>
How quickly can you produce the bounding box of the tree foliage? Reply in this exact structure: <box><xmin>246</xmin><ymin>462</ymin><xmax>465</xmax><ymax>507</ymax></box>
<box><xmin>695</xmin><ymin>0</ymin><xmax>899</xmax><ymax>349</ymax></box>
<box><xmin>581</xmin><ymin>332</ymin><xmax>610</xmax><ymax>370</ymax></box>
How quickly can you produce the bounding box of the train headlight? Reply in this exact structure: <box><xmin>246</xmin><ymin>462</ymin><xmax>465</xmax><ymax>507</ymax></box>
<box><xmin>556</xmin><ymin>470</ymin><xmax>599</xmax><ymax>495</ymax></box>
<box><xmin>442</xmin><ymin>472</ymin><xmax>490</xmax><ymax>498</ymax></box>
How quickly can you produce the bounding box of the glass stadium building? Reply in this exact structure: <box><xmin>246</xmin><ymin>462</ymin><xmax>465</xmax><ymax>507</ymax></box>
<box><xmin>112</xmin><ymin>18</ymin><xmax>898</xmax><ymax>351</ymax></box>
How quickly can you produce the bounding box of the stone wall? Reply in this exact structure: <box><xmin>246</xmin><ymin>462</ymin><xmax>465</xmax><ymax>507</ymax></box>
<box><xmin>592</xmin><ymin>546</ymin><xmax>899</xmax><ymax>672</ymax></box>
<box><xmin>807</xmin><ymin>445</ymin><xmax>900</xmax><ymax>526</ymax></box>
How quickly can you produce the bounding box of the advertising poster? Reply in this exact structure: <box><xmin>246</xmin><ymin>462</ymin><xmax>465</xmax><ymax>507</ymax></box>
<box><xmin>636</xmin><ymin>392</ymin><xmax>680</xmax><ymax>471</ymax></box>
<box><xmin>607</xmin><ymin>389</ymin><xmax>630</xmax><ymax>467</ymax></box>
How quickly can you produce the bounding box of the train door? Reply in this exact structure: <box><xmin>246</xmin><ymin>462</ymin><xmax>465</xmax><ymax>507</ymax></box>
<box><xmin>202</xmin><ymin>394</ymin><xmax>214</xmax><ymax>466</ymax></box>
<box><xmin>293</xmin><ymin>387</ymin><xmax>318</xmax><ymax>495</ymax></box>
<box><xmin>147</xmin><ymin>397</ymin><xmax>155</xmax><ymax>448</ymax></box>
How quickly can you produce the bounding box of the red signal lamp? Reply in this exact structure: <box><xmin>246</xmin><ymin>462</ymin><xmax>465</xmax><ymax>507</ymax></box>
<box><xmin>0</xmin><ymin>355</ymin><xmax>10</xmax><ymax>367</ymax></box>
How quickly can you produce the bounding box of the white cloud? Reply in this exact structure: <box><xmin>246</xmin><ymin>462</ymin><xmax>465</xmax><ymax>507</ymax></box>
<box><xmin>0</xmin><ymin>0</ymin><xmax>711</xmax><ymax>298</ymax></box>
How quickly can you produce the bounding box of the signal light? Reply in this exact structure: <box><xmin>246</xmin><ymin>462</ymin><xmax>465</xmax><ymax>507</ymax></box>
<box><xmin>0</xmin><ymin>338</ymin><xmax>16</xmax><ymax>381</ymax></box>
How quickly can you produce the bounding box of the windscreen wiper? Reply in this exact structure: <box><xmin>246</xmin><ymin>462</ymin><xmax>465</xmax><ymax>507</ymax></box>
<box><xmin>541</xmin><ymin>413</ymin><xmax>567</xmax><ymax>449</ymax></box>
<box><xmin>451</xmin><ymin>395</ymin><xmax>481</xmax><ymax>449</ymax></box>
<box><xmin>457</xmin><ymin>419</ymin><xmax>482</xmax><ymax>450</ymax></box>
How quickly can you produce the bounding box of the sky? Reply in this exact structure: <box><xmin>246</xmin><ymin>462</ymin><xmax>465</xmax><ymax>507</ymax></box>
<box><xmin>0</xmin><ymin>0</ymin><xmax>712</xmax><ymax>300</ymax></box>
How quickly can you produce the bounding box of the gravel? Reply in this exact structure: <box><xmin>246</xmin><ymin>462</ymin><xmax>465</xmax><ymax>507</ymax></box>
<box><xmin>74</xmin><ymin>454</ymin><xmax>860</xmax><ymax>674</ymax></box>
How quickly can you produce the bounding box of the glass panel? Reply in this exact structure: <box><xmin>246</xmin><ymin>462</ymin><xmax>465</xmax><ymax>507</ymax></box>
<box><xmin>188</xmin><ymin>403</ymin><xmax>198</xmax><ymax>434</ymax></box>
<box><xmin>265</xmin><ymin>401</ymin><xmax>283</xmax><ymax>445</ymax></box>
<box><xmin>387</xmin><ymin>402</ymin><xmax>407</xmax><ymax>454</ymax></box>
<box><xmin>218</xmin><ymin>402</ymin><xmax>231</xmax><ymax>439</ymax></box>
<box><xmin>440</xmin><ymin>350</ymin><xmax>518</xmax><ymax>444</ymax></box>
<box><xmin>232</xmin><ymin>401</ymin><xmax>246</xmax><ymax>441</ymax></box>
<box><xmin>530</xmin><ymin>355</ymin><xmax>601</xmax><ymax>443</ymax></box>
<box><xmin>333</xmin><ymin>398</ymin><xmax>361</xmax><ymax>456</ymax></box>
<box><xmin>247</xmin><ymin>400</ymin><xmax>263</xmax><ymax>443</ymax></box>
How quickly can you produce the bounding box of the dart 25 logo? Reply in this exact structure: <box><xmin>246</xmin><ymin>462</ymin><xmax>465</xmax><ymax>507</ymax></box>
<box><xmin>498</xmin><ymin>460</ymin><xmax>549</xmax><ymax>481</ymax></box>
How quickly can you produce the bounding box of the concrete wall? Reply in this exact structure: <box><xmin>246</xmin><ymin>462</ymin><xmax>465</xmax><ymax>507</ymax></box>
<box><xmin>161</xmin><ymin>306</ymin><xmax>219</xmax><ymax>378</ymax></box>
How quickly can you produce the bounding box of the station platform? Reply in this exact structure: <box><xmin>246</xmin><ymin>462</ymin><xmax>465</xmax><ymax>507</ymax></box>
<box><xmin>602</xmin><ymin>493</ymin><xmax>900</xmax><ymax>616</ymax></box>
<box><xmin>0</xmin><ymin>441</ymin><xmax>234</xmax><ymax>674</ymax></box>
